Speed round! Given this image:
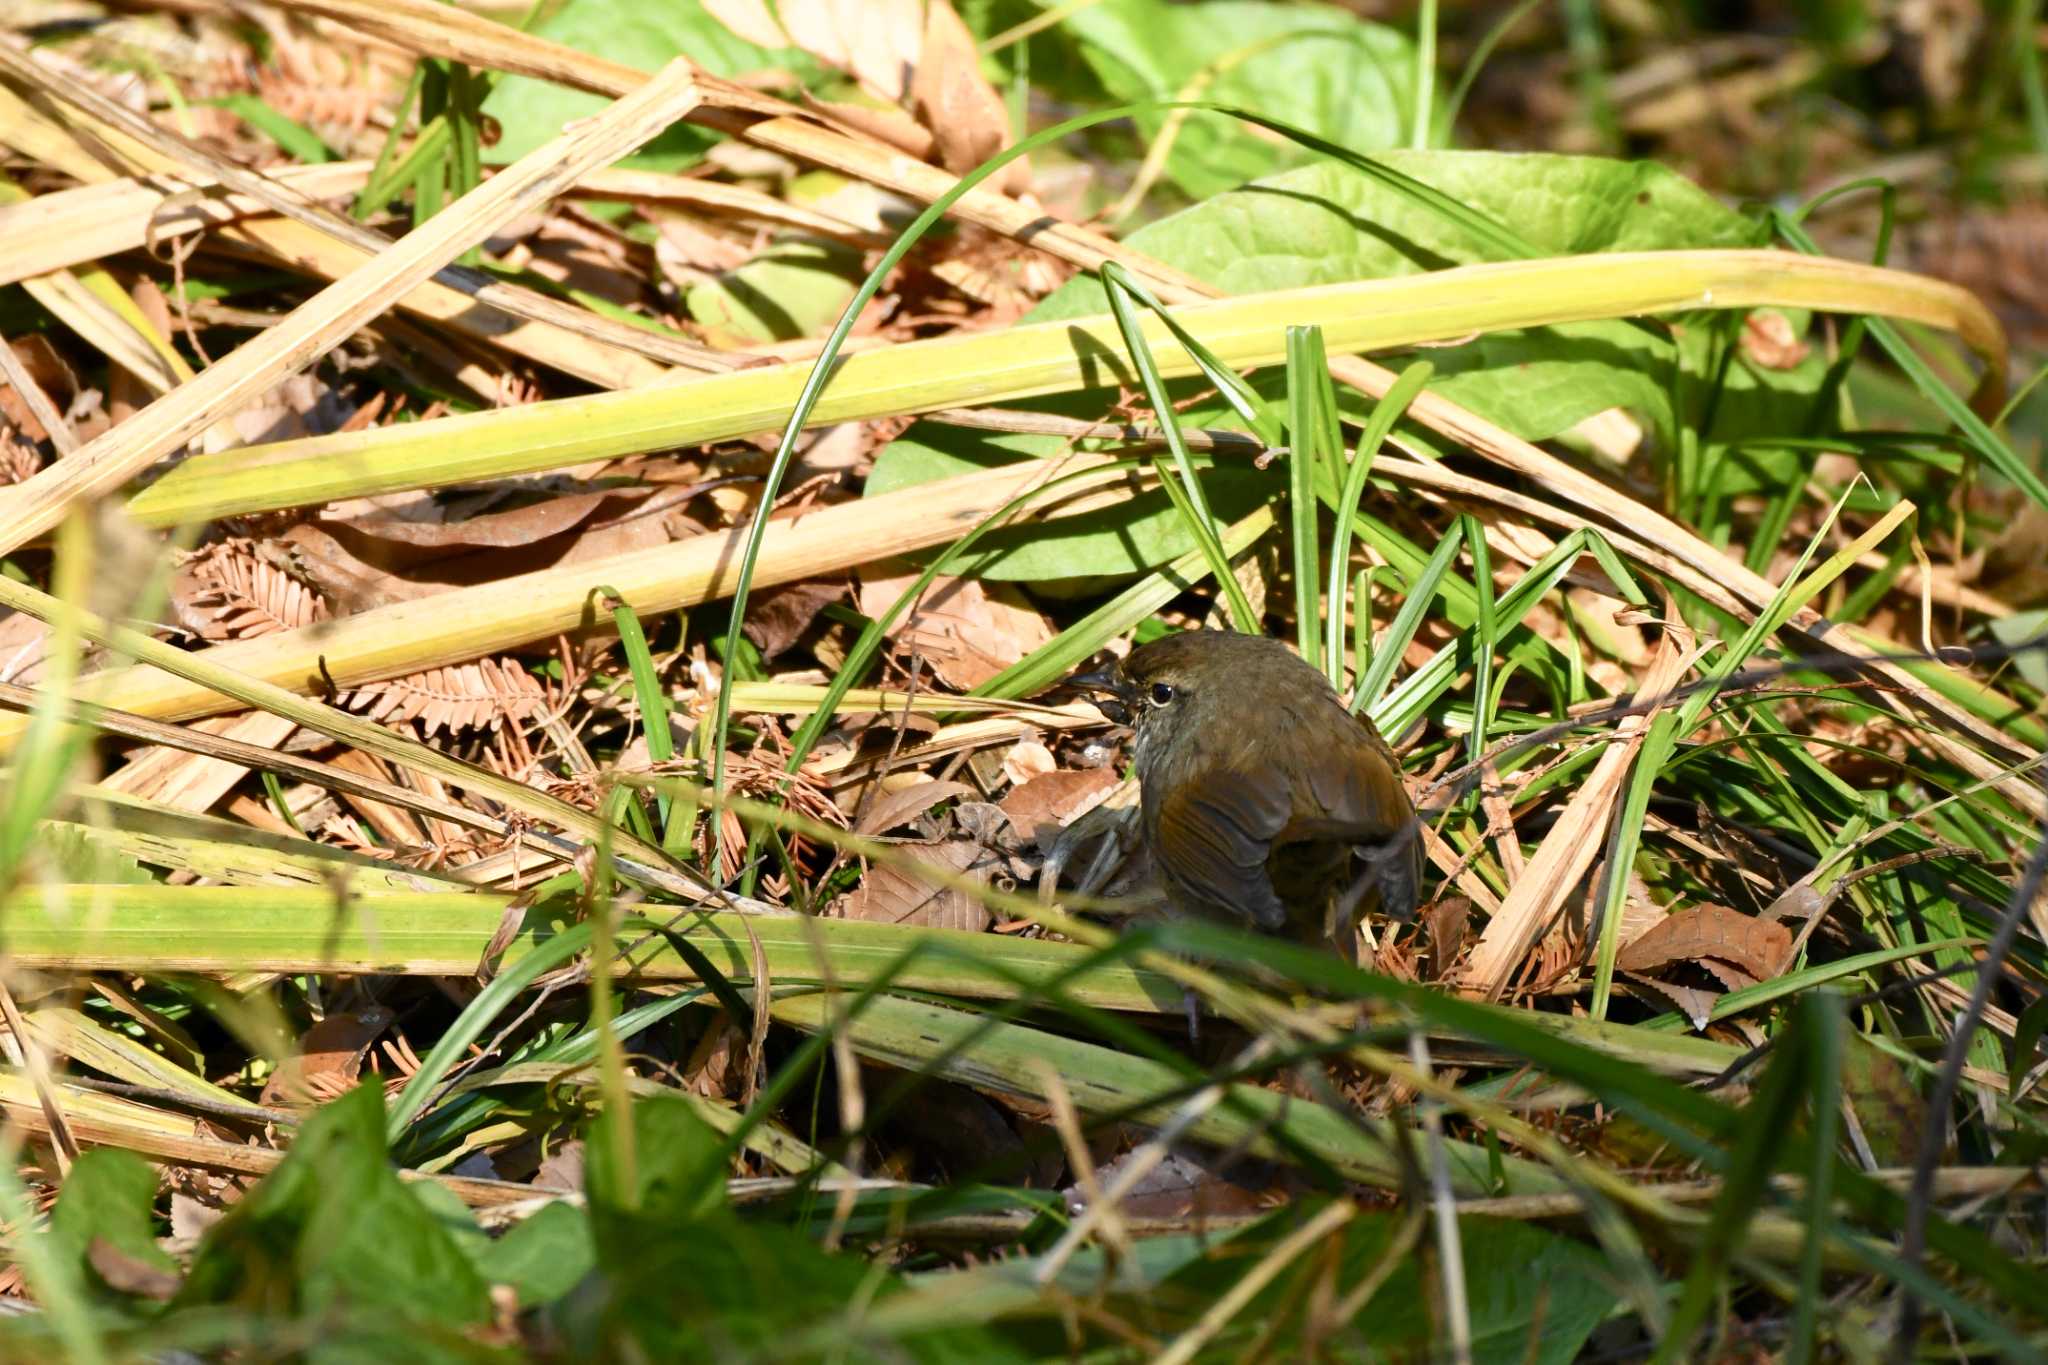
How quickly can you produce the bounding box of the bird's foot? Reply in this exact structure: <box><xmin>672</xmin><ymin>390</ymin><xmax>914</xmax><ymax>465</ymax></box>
<box><xmin>1037</xmin><ymin>778</ymin><xmax>1142</xmax><ymax>905</ymax></box>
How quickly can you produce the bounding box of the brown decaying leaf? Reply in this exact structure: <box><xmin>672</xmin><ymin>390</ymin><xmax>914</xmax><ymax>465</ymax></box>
<box><xmin>0</xmin><ymin>610</ymin><xmax>51</xmax><ymax>684</ymax></box>
<box><xmin>260</xmin><ymin>1006</ymin><xmax>395</xmax><ymax>1108</ymax></box>
<box><xmin>1740</xmin><ymin>309</ymin><xmax>1810</xmax><ymax>369</ymax></box>
<box><xmin>1424</xmin><ymin>896</ymin><xmax>1471</xmax><ymax>978</ymax></box>
<box><xmin>999</xmin><ymin>739</ymin><xmax>1058</xmax><ymax>787</ymax></box>
<box><xmin>699</xmin><ymin>0</ymin><xmax>793</xmax><ymax>50</ymax></box>
<box><xmin>775</xmin><ymin>0</ymin><xmax>923</xmax><ymax>101</ymax></box>
<box><xmin>87</xmin><ymin>1240</ymin><xmax>180</xmax><ymax>1300</ymax></box>
<box><xmin>744</xmin><ymin>577</ymin><xmax>847</xmax><ymax>661</ymax></box>
<box><xmin>857</xmin><ymin>565</ymin><xmax>1053</xmax><ymax>691</ymax></box>
<box><xmin>1623</xmin><ymin>971</ymin><xmax>1719</xmax><ymax>1031</ymax></box>
<box><xmin>1065</xmin><ymin>1149</ymin><xmax>1274</xmax><ymax>1223</ymax></box>
<box><xmin>909</xmin><ymin>0</ymin><xmax>1029</xmax><ymax>195</ymax></box>
<box><xmin>800</xmin><ymin>91</ymin><xmax>936</xmax><ymax>159</ymax></box>
<box><xmin>998</xmin><ymin>767</ymin><xmax>1121</xmax><ymax>848</ymax></box>
<box><xmin>855</xmin><ymin>777</ymin><xmax>974</xmax><ymax>836</ymax></box>
<box><xmin>839</xmin><ymin>839</ymin><xmax>996</xmax><ymax>932</ymax></box>
<box><xmin>1614</xmin><ymin>902</ymin><xmax>1793</xmax><ymax>980</ymax></box>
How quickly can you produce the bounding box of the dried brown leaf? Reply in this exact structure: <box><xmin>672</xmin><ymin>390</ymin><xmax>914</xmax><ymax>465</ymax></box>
<box><xmin>799</xmin><ymin>92</ymin><xmax>935</xmax><ymax>159</ymax></box>
<box><xmin>87</xmin><ymin>1240</ymin><xmax>180</xmax><ymax>1300</ymax></box>
<box><xmin>699</xmin><ymin>0</ymin><xmax>792</xmax><ymax>49</ymax></box>
<box><xmin>342</xmin><ymin>656</ymin><xmax>547</xmax><ymax>737</ymax></box>
<box><xmin>1623</xmin><ymin>972</ymin><xmax>1719</xmax><ymax>1031</ymax></box>
<box><xmin>743</xmin><ymin>577</ymin><xmax>846</xmax><ymax>661</ymax></box>
<box><xmin>856</xmin><ymin>778</ymin><xmax>974</xmax><ymax>836</ymax></box>
<box><xmin>1066</xmin><ymin>1149</ymin><xmax>1272</xmax><ymax>1223</ymax></box>
<box><xmin>777</xmin><ymin>0</ymin><xmax>922</xmax><ymax>101</ymax></box>
<box><xmin>910</xmin><ymin>0</ymin><xmax>1028</xmax><ymax>194</ymax></box>
<box><xmin>998</xmin><ymin>767</ymin><xmax>1120</xmax><ymax>847</ymax></box>
<box><xmin>171</xmin><ymin>539</ymin><xmax>329</xmax><ymax>641</ymax></box>
<box><xmin>1614</xmin><ymin>902</ymin><xmax>1792</xmax><ymax>980</ymax></box>
<box><xmin>840</xmin><ymin>839</ymin><xmax>994</xmax><ymax>931</ymax></box>
<box><xmin>857</xmin><ymin>565</ymin><xmax>1053</xmax><ymax>691</ymax></box>
<box><xmin>260</xmin><ymin>1006</ymin><xmax>394</xmax><ymax>1108</ymax></box>
<box><xmin>1740</xmin><ymin>309</ymin><xmax>1810</xmax><ymax>369</ymax></box>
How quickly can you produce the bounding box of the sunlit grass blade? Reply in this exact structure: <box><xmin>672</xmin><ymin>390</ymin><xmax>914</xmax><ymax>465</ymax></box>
<box><xmin>1789</xmin><ymin>993</ymin><xmax>1845</xmax><ymax>1365</ymax></box>
<box><xmin>973</xmin><ymin>506</ymin><xmax>1277</xmax><ymax>702</ymax></box>
<box><xmin>1102</xmin><ymin>262</ymin><xmax>1260</xmax><ymax>632</ymax></box>
<box><xmin>1460</xmin><ymin>512</ymin><xmax>1496</xmax><ymax>768</ymax></box>
<box><xmin>1285</xmin><ymin>326</ymin><xmax>1329</xmax><ymax>672</ymax></box>
<box><xmin>1651</xmin><ymin>995</ymin><xmax>1811</xmax><ymax>1363</ymax></box>
<box><xmin>385</xmin><ymin>915</ymin><xmax>594</xmax><ymax>1140</ymax></box>
<box><xmin>1353</xmin><ymin>520</ymin><xmax>1464</xmax><ymax>716</ymax></box>
<box><xmin>1327</xmin><ymin>362</ymin><xmax>1432</xmax><ymax>689</ymax></box>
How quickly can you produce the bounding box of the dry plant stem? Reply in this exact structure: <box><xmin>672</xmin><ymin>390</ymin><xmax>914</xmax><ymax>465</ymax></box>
<box><xmin>1408</xmin><ymin>1030</ymin><xmax>1473</xmax><ymax>1365</ymax></box>
<box><xmin>1152</xmin><ymin>1199</ymin><xmax>1358</xmax><ymax>1365</ymax></box>
<box><xmin>0</xmin><ymin>87</ymin><xmax>664</xmax><ymax>398</ymax></box>
<box><xmin>267</xmin><ymin>0</ymin><xmax>1215</xmax><ymax>300</ymax></box>
<box><xmin>1032</xmin><ymin>1060</ymin><xmax>1132</xmax><ymax>1262</ymax></box>
<box><xmin>1896</xmin><ymin>788</ymin><xmax>2048</xmax><ymax>1355</ymax></box>
<box><xmin>0</xmin><ymin>162</ymin><xmax>876</xmax><ymax>289</ymax></box>
<box><xmin>0</xmin><ymin>576</ymin><xmax>682</xmax><ymax>876</ymax></box>
<box><xmin>1031</xmin><ymin>1037</ymin><xmax>1276</xmax><ymax>1289</ymax></box>
<box><xmin>0</xmin><ymin>681</ymin><xmax>504</xmax><ymax>838</ymax></box>
<box><xmin>1461</xmin><ymin>625</ymin><xmax>1698</xmax><ymax>997</ymax></box>
<box><xmin>0</xmin><ymin>978</ymin><xmax>78</xmax><ymax>1173</ymax></box>
<box><xmin>0</xmin><ymin>1078</ymin><xmax>542</xmax><ymax>1208</ymax></box>
<box><xmin>0</xmin><ymin>59</ymin><xmax>706</xmax><ymax>559</ymax></box>
<box><xmin>0</xmin><ymin>333</ymin><xmax>76</xmax><ymax>454</ymax></box>
<box><xmin>0</xmin><ymin>43</ymin><xmax>725</xmax><ymax>377</ymax></box>
<box><xmin>0</xmin><ymin>454</ymin><xmax>1139</xmax><ymax>739</ymax></box>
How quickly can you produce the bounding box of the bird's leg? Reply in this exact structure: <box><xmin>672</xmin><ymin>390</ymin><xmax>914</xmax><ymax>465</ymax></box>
<box><xmin>1037</xmin><ymin>778</ymin><xmax>1142</xmax><ymax>904</ymax></box>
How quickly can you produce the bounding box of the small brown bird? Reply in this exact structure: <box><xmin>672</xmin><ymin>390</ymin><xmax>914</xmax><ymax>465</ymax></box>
<box><xmin>1070</xmin><ymin>630</ymin><xmax>1421</xmax><ymax>962</ymax></box>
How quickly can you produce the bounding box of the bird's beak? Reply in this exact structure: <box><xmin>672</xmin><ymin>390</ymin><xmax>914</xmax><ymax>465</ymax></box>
<box><xmin>1065</xmin><ymin>666</ymin><xmax>1134</xmax><ymax>726</ymax></box>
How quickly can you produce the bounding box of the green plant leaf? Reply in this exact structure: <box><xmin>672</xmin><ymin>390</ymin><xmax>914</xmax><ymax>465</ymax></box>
<box><xmin>174</xmin><ymin>1086</ymin><xmax>492</xmax><ymax>1331</ymax></box>
<box><xmin>1150</xmin><ymin>1208</ymin><xmax>1620</xmax><ymax>1364</ymax></box>
<box><xmin>1034</xmin><ymin>152</ymin><xmax>1780</xmax><ymax>444</ymax></box>
<box><xmin>474</xmin><ymin>1201</ymin><xmax>596</xmax><ymax>1309</ymax></box>
<box><xmin>50</xmin><ymin>1149</ymin><xmax>177</xmax><ymax>1296</ymax></box>
<box><xmin>864</xmin><ymin>421</ymin><xmax>1271</xmax><ymax>582</ymax></box>
<box><xmin>1064</xmin><ymin>0</ymin><xmax>1418</xmax><ymax>197</ymax></box>
<box><xmin>479</xmin><ymin>0</ymin><xmax>818</xmax><ymax>171</ymax></box>
<box><xmin>686</xmin><ymin>237</ymin><xmax>866</xmax><ymax>343</ymax></box>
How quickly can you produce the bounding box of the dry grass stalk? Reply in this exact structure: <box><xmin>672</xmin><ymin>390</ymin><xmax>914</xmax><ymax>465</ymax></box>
<box><xmin>0</xmin><ymin>58</ymin><xmax>709</xmax><ymax>558</ymax></box>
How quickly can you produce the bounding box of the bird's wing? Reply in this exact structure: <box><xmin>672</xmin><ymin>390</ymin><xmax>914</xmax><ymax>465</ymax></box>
<box><xmin>1289</xmin><ymin>710</ymin><xmax>1422</xmax><ymax>922</ymax></box>
<box><xmin>1300</xmin><ymin>711</ymin><xmax>1411</xmax><ymax>839</ymax></box>
<box><xmin>1152</xmin><ymin>769</ymin><xmax>1293</xmax><ymax>931</ymax></box>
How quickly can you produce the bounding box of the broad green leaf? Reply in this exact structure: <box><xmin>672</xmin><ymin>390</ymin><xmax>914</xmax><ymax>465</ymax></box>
<box><xmin>474</xmin><ymin>1202</ymin><xmax>596</xmax><ymax>1309</ymax></box>
<box><xmin>1064</xmin><ymin>0</ymin><xmax>1418</xmax><ymax>197</ymax></box>
<box><xmin>175</xmin><ymin>1087</ymin><xmax>492</xmax><ymax>1331</ymax></box>
<box><xmin>1990</xmin><ymin>607</ymin><xmax>2048</xmax><ymax>693</ymax></box>
<box><xmin>863</xmin><ymin>421</ymin><xmax>1272</xmax><ymax>582</ymax></box>
<box><xmin>50</xmin><ymin>1149</ymin><xmax>177</xmax><ymax>1295</ymax></box>
<box><xmin>1153</xmin><ymin>1209</ymin><xmax>1620</xmax><ymax>1364</ymax></box>
<box><xmin>480</xmin><ymin>0</ymin><xmax>818</xmax><ymax>170</ymax></box>
<box><xmin>1034</xmin><ymin>152</ymin><xmax>1787</xmax><ymax>444</ymax></box>
<box><xmin>687</xmin><ymin>237</ymin><xmax>866</xmax><ymax>343</ymax></box>
<box><xmin>559</xmin><ymin>1100</ymin><xmax>1021</xmax><ymax>1360</ymax></box>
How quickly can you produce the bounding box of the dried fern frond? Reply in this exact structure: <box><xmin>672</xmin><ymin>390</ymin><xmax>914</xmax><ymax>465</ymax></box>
<box><xmin>341</xmin><ymin>657</ymin><xmax>548</xmax><ymax>737</ymax></box>
<box><xmin>171</xmin><ymin>538</ymin><xmax>329</xmax><ymax>641</ymax></box>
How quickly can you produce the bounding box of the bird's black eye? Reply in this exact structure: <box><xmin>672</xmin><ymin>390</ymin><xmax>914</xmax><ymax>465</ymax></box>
<box><xmin>1148</xmin><ymin>681</ymin><xmax>1176</xmax><ymax>707</ymax></box>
